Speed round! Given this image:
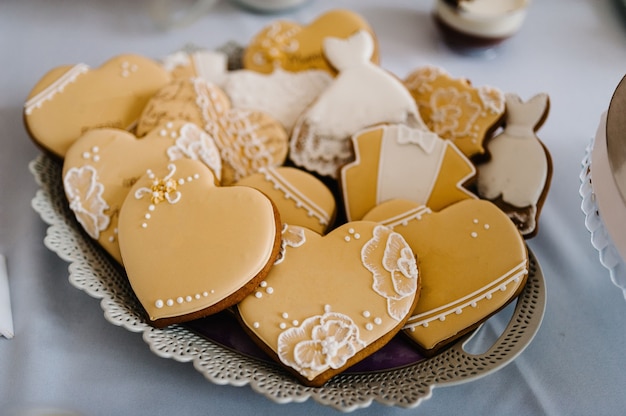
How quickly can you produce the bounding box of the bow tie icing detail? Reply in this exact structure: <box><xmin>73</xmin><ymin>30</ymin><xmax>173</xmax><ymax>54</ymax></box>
<box><xmin>135</xmin><ymin>163</ymin><xmax>184</xmax><ymax>205</ymax></box>
<box><xmin>396</xmin><ymin>125</ymin><xmax>439</xmax><ymax>154</ymax></box>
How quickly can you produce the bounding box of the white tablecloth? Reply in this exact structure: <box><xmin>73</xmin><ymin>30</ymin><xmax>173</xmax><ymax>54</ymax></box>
<box><xmin>2</xmin><ymin>0</ymin><xmax>626</xmax><ymax>414</ymax></box>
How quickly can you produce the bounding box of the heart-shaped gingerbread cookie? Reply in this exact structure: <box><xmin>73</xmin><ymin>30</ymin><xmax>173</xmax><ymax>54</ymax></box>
<box><xmin>62</xmin><ymin>120</ymin><xmax>222</xmax><ymax>264</ymax></box>
<box><xmin>118</xmin><ymin>159</ymin><xmax>282</xmax><ymax>327</ymax></box>
<box><xmin>235</xmin><ymin>166</ymin><xmax>336</xmax><ymax>234</ymax></box>
<box><xmin>24</xmin><ymin>54</ymin><xmax>170</xmax><ymax>158</ymax></box>
<box><xmin>136</xmin><ymin>77</ymin><xmax>288</xmax><ymax>185</ymax></box>
<box><xmin>237</xmin><ymin>222</ymin><xmax>420</xmax><ymax>386</ymax></box>
<box><xmin>243</xmin><ymin>9</ymin><xmax>379</xmax><ymax>75</ymax></box>
<box><xmin>363</xmin><ymin>198</ymin><xmax>528</xmax><ymax>355</ymax></box>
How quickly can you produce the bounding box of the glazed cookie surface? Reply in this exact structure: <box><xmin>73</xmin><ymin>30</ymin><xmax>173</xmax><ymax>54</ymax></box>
<box><xmin>136</xmin><ymin>77</ymin><xmax>288</xmax><ymax>185</ymax></box>
<box><xmin>24</xmin><ymin>54</ymin><xmax>170</xmax><ymax>158</ymax></box>
<box><xmin>235</xmin><ymin>166</ymin><xmax>336</xmax><ymax>234</ymax></box>
<box><xmin>62</xmin><ymin>121</ymin><xmax>222</xmax><ymax>263</ymax></box>
<box><xmin>476</xmin><ymin>93</ymin><xmax>551</xmax><ymax>238</ymax></box>
<box><xmin>290</xmin><ymin>30</ymin><xmax>425</xmax><ymax>178</ymax></box>
<box><xmin>404</xmin><ymin>65</ymin><xmax>505</xmax><ymax>159</ymax></box>
<box><xmin>243</xmin><ymin>9</ymin><xmax>379</xmax><ymax>75</ymax></box>
<box><xmin>237</xmin><ymin>222</ymin><xmax>420</xmax><ymax>386</ymax></box>
<box><xmin>341</xmin><ymin>124</ymin><xmax>477</xmax><ymax>222</ymax></box>
<box><xmin>221</xmin><ymin>67</ymin><xmax>332</xmax><ymax>133</ymax></box>
<box><xmin>363</xmin><ymin>198</ymin><xmax>528</xmax><ymax>355</ymax></box>
<box><xmin>118</xmin><ymin>159</ymin><xmax>282</xmax><ymax>327</ymax></box>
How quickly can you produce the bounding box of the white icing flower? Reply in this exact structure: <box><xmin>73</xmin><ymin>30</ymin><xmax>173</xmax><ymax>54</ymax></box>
<box><xmin>429</xmin><ymin>87</ymin><xmax>481</xmax><ymax>137</ymax></box>
<box><xmin>274</xmin><ymin>224</ymin><xmax>306</xmax><ymax>265</ymax></box>
<box><xmin>362</xmin><ymin>225</ymin><xmax>418</xmax><ymax>321</ymax></box>
<box><xmin>478</xmin><ymin>86</ymin><xmax>505</xmax><ymax>114</ymax></box>
<box><xmin>215</xmin><ymin>110</ymin><xmax>274</xmax><ymax>181</ymax></box>
<box><xmin>405</xmin><ymin>66</ymin><xmax>448</xmax><ymax>94</ymax></box>
<box><xmin>63</xmin><ymin>165</ymin><xmax>110</xmax><ymax>239</ymax></box>
<box><xmin>277</xmin><ymin>311</ymin><xmax>365</xmax><ymax>380</ymax></box>
<box><xmin>166</xmin><ymin>123</ymin><xmax>222</xmax><ymax>182</ymax></box>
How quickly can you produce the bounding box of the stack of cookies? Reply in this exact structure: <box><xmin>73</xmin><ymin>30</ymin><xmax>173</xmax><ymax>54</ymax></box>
<box><xmin>23</xmin><ymin>9</ymin><xmax>551</xmax><ymax>387</ymax></box>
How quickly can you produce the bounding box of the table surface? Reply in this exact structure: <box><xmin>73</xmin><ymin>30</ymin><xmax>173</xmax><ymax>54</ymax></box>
<box><xmin>2</xmin><ymin>0</ymin><xmax>626</xmax><ymax>415</ymax></box>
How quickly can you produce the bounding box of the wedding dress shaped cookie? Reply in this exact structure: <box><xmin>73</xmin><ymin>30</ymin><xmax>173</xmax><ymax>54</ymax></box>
<box><xmin>476</xmin><ymin>93</ymin><xmax>551</xmax><ymax>237</ymax></box>
<box><xmin>289</xmin><ymin>30</ymin><xmax>426</xmax><ymax>178</ymax></box>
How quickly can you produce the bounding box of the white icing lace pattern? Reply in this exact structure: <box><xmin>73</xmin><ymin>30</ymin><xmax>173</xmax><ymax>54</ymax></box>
<box><xmin>63</xmin><ymin>165</ymin><xmax>110</xmax><ymax>239</ymax></box>
<box><xmin>477</xmin><ymin>86</ymin><xmax>505</xmax><ymax>114</ymax></box>
<box><xmin>277</xmin><ymin>309</ymin><xmax>366</xmax><ymax>381</ymax></box>
<box><xmin>404</xmin><ymin>260</ymin><xmax>528</xmax><ymax>329</ymax></box>
<box><xmin>404</xmin><ymin>66</ymin><xmax>449</xmax><ymax>94</ymax></box>
<box><xmin>166</xmin><ymin>122</ymin><xmax>222</xmax><ymax>182</ymax></box>
<box><xmin>193</xmin><ymin>78</ymin><xmax>274</xmax><ymax>181</ymax></box>
<box><xmin>274</xmin><ymin>224</ymin><xmax>306</xmax><ymax>265</ymax></box>
<box><xmin>261</xmin><ymin>167</ymin><xmax>331</xmax><ymax>226</ymax></box>
<box><xmin>407</xmin><ymin>66</ymin><xmax>504</xmax><ymax>138</ymax></box>
<box><xmin>361</xmin><ymin>225</ymin><xmax>418</xmax><ymax>322</ymax></box>
<box><xmin>375</xmin><ymin>205</ymin><xmax>433</xmax><ymax>229</ymax></box>
<box><xmin>251</xmin><ymin>22</ymin><xmax>300</xmax><ymax>67</ymax></box>
<box><xmin>426</xmin><ymin>87</ymin><xmax>482</xmax><ymax>138</ymax></box>
<box><xmin>25</xmin><ymin>64</ymin><xmax>90</xmax><ymax>115</ymax></box>
<box><xmin>31</xmin><ymin>149</ymin><xmax>544</xmax><ymax>412</ymax></box>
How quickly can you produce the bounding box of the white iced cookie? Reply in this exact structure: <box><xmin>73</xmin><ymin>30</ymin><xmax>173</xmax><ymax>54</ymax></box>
<box><xmin>477</xmin><ymin>93</ymin><xmax>551</xmax><ymax>237</ymax></box>
<box><xmin>221</xmin><ymin>67</ymin><xmax>332</xmax><ymax>132</ymax></box>
<box><xmin>290</xmin><ymin>30</ymin><xmax>427</xmax><ymax>178</ymax></box>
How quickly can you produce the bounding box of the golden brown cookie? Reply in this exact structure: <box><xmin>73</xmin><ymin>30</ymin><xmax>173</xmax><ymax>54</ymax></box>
<box><xmin>136</xmin><ymin>77</ymin><xmax>288</xmax><ymax>185</ymax></box>
<box><xmin>62</xmin><ymin>120</ymin><xmax>222</xmax><ymax>263</ymax></box>
<box><xmin>118</xmin><ymin>159</ymin><xmax>282</xmax><ymax>327</ymax></box>
<box><xmin>243</xmin><ymin>9</ymin><xmax>379</xmax><ymax>75</ymax></box>
<box><xmin>363</xmin><ymin>198</ymin><xmax>528</xmax><ymax>355</ymax></box>
<box><xmin>235</xmin><ymin>166</ymin><xmax>336</xmax><ymax>234</ymax></box>
<box><xmin>404</xmin><ymin>65</ymin><xmax>505</xmax><ymax>160</ymax></box>
<box><xmin>24</xmin><ymin>54</ymin><xmax>170</xmax><ymax>158</ymax></box>
<box><xmin>340</xmin><ymin>124</ymin><xmax>477</xmax><ymax>222</ymax></box>
<box><xmin>237</xmin><ymin>222</ymin><xmax>420</xmax><ymax>386</ymax></box>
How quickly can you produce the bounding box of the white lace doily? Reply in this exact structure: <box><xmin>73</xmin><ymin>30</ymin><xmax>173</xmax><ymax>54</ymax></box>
<box><xmin>30</xmin><ymin>154</ymin><xmax>545</xmax><ymax>412</ymax></box>
<box><xmin>580</xmin><ymin>138</ymin><xmax>626</xmax><ymax>297</ymax></box>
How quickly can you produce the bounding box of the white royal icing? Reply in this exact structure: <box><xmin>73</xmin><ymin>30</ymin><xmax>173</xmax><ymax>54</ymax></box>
<box><xmin>276</xmin><ymin>309</ymin><xmax>366</xmax><ymax>381</ymax></box>
<box><xmin>290</xmin><ymin>30</ymin><xmax>424</xmax><ymax>178</ymax></box>
<box><xmin>193</xmin><ymin>78</ymin><xmax>275</xmax><ymax>182</ymax></box>
<box><xmin>63</xmin><ymin>165</ymin><xmax>110</xmax><ymax>239</ymax></box>
<box><xmin>221</xmin><ymin>67</ymin><xmax>332</xmax><ymax>132</ymax></box>
<box><xmin>361</xmin><ymin>225</ymin><xmax>418</xmax><ymax>321</ymax></box>
<box><xmin>25</xmin><ymin>64</ymin><xmax>90</xmax><ymax>115</ymax></box>
<box><xmin>377</xmin><ymin>125</ymin><xmax>446</xmax><ymax>207</ymax></box>
<box><xmin>477</xmin><ymin>93</ymin><xmax>549</xmax><ymax>208</ymax></box>
<box><xmin>274</xmin><ymin>224</ymin><xmax>307</xmax><ymax>265</ymax></box>
<box><xmin>166</xmin><ymin>122</ymin><xmax>222</xmax><ymax>182</ymax></box>
<box><xmin>260</xmin><ymin>167</ymin><xmax>331</xmax><ymax>227</ymax></box>
<box><xmin>134</xmin><ymin>164</ymin><xmax>199</xmax><ymax>229</ymax></box>
<box><xmin>403</xmin><ymin>260</ymin><xmax>527</xmax><ymax>329</ymax></box>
